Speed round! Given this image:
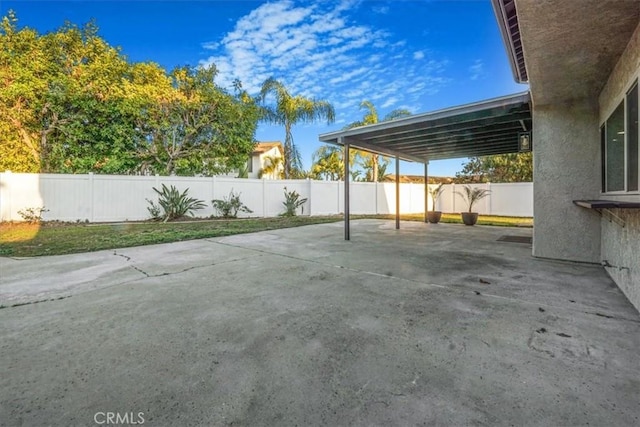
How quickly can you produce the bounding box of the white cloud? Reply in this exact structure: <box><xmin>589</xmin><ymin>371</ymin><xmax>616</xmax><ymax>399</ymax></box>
<box><xmin>407</xmin><ymin>82</ymin><xmax>426</xmax><ymax>94</ymax></box>
<box><xmin>381</xmin><ymin>97</ymin><xmax>399</xmax><ymax>108</ymax></box>
<box><xmin>372</xmin><ymin>5</ymin><xmax>390</xmax><ymax>14</ymax></box>
<box><xmin>469</xmin><ymin>59</ymin><xmax>484</xmax><ymax>80</ymax></box>
<box><xmin>329</xmin><ymin>67</ymin><xmax>368</xmax><ymax>85</ymax></box>
<box><xmin>201</xmin><ymin>41</ymin><xmax>219</xmax><ymax>50</ymax></box>
<box><xmin>199</xmin><ymin>0</ymin><xmax>452</xmax><ymax>123</ymax></box>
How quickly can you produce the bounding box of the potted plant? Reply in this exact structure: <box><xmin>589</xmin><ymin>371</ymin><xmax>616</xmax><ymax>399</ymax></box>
<box><xmin>455</xmin><ymin>184</ymin><xmax>490</xmax><ymax>226</ymax></box>
<box><xmin>427</xmin><ymin>183</ymin><xmax>445</xmax><ymax>223</ymax></box>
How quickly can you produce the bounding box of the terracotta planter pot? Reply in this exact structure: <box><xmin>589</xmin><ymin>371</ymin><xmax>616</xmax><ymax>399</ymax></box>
<box><xmin>427</xmin><ymin>211</ymin><xmax>442</xmax><ymax>224</ymax></box>
<box><xmin>461</xmin><ymin>212</ymin><xmax>478</xmax><ymax>226</ymax></box>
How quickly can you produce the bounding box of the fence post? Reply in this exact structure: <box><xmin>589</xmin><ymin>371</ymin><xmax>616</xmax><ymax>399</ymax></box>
<box><xmin>89</xmin><ymin>172</ymin><xmax>95</xmax><ymax>222</ymax></box>
<box><xmin>374</xmin><ymin>181</ymin><xmax>378</xmax><ymax>215</ymax></box>
<box><xmin>451</xmin><ymin>183</ymin><xmax>456</xmax><ymax>213</ymax></box>
<box><xmin>487</xmin><ymin>182</ymin><xmax>492</xmax><ymax>215</ymax></box>
<box><xmin>1</xmin><ymin>170</ymin><xmax>11</xmax><ymax>221</ymax></box>
<box><xmin>307</xmin><ymin>178</ymin><xmax>312</xmax><ymax>216</ymax></box>
<box><xmin>262</xmin><ymin>178</ymin><xmax>267</xmax><ymax>218</ymax></box>
<box><xmin>213</xmin><ymin>175</ymin><xmax>219</xmax><ymax>217</ymax></box>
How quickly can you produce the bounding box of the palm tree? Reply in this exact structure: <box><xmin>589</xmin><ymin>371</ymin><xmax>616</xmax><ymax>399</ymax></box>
<box><xmin>311</xmin><ymin>144</ymin><xmax>360</xmax><ymax>181</ymax></box>
<box><xmin>455</xmin><ymin>185</ymin><xmax>491</xmax><ymax>212</ymax></box>
<box><xmin>345</xmin><ymin>101</ymin><xmax>411</xmax><ymax>182</ymax></box>
<box><xmin>259</xmin><ymin>78</ymin><xmax>335</xmax><ymax>179</ymax></box>
<box><xmin>258</xmin><ymin>155</ymin><xmax>284</xmax><ymax>179</ymax></box>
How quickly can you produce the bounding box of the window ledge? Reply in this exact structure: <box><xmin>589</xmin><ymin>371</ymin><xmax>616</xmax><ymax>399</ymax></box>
<box><xmin>573</xmin><ymin>200</ymin><xmax>640</xmax><ymax>227</ymax></box>
<box><xmin>573</xmin><ymin>200</ymin><xmax>640</xmax><ymax>209</ymax></box>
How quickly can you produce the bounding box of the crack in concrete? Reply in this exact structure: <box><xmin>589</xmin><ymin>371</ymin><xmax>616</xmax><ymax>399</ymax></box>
<box><xmin>0</xmin><ymin>295</ymin><xmax>71</xmax><ymax>310</ymax></box>
<box><xmin>113</xmin><ymin>251</ymin><xmax>149</xmax><ymax>277</ymax></box>
<box><xmin>3</xmin><ymin>250</ymin><xmax>266</xmax><ymax>307</ymax></box>
<box><xmin>113</xmin><ymin>251</ymin><xmax>131</xmax><ymax>261</ymax></box>
<box><xmin>130</xmin><ymin>265</ymin><xmax>150</xmax><ymax>277</ymax></box>
<box><xmin>112</xmin><ymin>249</ymin><xmax>265</xmax><ymax>280</ymax></box>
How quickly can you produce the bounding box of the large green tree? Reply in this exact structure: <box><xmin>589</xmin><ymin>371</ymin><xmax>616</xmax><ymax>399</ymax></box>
<box><xmin>136</xmin><ymin>66</ymin><xmax>260</xmax><ymax>176</ymax></box>
<box><xmin>0</xmin><ymin>13</ymin><xmax>141</xmax><ymax>173</ymax></box>
<box><xmin>258</xmin><ymin>78</ymin><xmax>335</xmax><ymax>179</ymax></box>
<box><xmin>455</xmin><ymin>152</ymin><xmax>533</xmax><ymax>183</ymax></box>
<box><xmin>0</xmin><ymin>11</ymin><xmax>53</xmax><ymax>172</ymax></box>
<box><xmin>345</xmin><ymin>100</ymin><xmax>411</xmax><ymax>181</ymax></box>
<box><xmin>0</xmin><ymin>12</ymin><xmax>260</xmax><ymax>175</ymax></box>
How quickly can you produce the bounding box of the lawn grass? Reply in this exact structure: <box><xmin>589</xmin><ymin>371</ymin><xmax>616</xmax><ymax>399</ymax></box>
<box><xmin>366</xmin><ymin>213</ymin><xmax>533</xmax><ymax>227</ymax></box>
<box><xmin>0</xmin><ymin>216</ymin><xmax>343</xmax><ymax>257</ymax></box>
<box><xmin>0</xmin><ymin>213</ymin><xmax>532</xmax><ymax>257</ymax></box>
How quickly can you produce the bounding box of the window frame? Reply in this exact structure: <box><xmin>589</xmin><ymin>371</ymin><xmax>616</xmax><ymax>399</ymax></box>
<box><xmin>626</xmin><ymin>80</ymin><xmax>638</xmax><ymax>192</ymax></box>
<box><xmin>601</xmin><ymin>77</ymin><xmax>640</xmax><ymax>195</ymax></box>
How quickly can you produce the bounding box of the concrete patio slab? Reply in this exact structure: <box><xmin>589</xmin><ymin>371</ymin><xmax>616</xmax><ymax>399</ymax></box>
<box><xmin>1</xmin><ymin>220</ymin><xmax>638</xmax><ymax>426</ymax></box>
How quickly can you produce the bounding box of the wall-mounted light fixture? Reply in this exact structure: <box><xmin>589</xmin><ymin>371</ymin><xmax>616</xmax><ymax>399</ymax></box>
<box><xmin>518</xmin><ymin>132</ymin><xmax>532</xmax><ymax>152</ymax></box>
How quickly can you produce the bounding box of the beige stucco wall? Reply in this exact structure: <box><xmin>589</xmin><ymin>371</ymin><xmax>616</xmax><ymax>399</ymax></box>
<box><xmin>601</xmin><ymin>210</ymin><xmax>640</xmax><ymax>310</ymax></box>
<box><xmin>247</xmin><ymin>147</ymin><xmax>283</xmax><ymax>179</ymax></box>
<box><xmin>599</xmin><ymin>21</ymin><xmax>640</xmax><ymax>122</ymax></box>
<box><xmin>532</xmin><ymin>100</ymin><xmax>601</xmax><ymax>263</ymax></box>
<box><xmin>598</xmin><ymin>21</ymin><xmax>640</xmax><ymax>311</ymax></box>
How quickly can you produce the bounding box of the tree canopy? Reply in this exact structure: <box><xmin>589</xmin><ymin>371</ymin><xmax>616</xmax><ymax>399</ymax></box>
<box><xmin>0</xmin><ymin>11</ymin><xmax>260</xmax><ymax>175</ymax></box>
<box><xmin>310</xmin><ymin>144</ymin><xmax>360</xmax><ymax>181</ymax></box>
<box><xmin>454</xmin><ymin>152</ymin><xmax>533</xmax><ymax>183</ymax></box>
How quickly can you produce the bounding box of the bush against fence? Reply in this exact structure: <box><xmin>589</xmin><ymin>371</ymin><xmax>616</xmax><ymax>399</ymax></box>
<box><xmin>0</xmin><ymin>172</ymin><xmax>533</xmax><ymax>222</ymax></box>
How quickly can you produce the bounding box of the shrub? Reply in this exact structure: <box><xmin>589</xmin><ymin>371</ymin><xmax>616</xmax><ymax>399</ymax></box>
<box><xmin>146</xmin><ymin>184</ymin><xmax>206</xmax><ymax>222</ymax></box>
<box><xmin>212</xmin><ymin>189</ymin><xmax>253</xmax><ymax>218</ymax></box>
<box><xmin>281</xmin><ymin>187</ymin><xmax>308</xmax><ymax>217</ymax></box>
<box><xmin>428</xmin><ymin>183</ymin><xmax>445</xmax><ymax>212</ymax></box>
<box><xmin>455</xmin><ymin>185</ymin><xmax>491</xmax><ymax>212</ymax></box>
<box><xmin>18</xmin><ymin>207</ymin><xmax>49</xmax><ymax>223</ymax></box>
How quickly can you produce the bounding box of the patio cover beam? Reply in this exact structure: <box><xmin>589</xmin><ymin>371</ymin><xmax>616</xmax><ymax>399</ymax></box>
<box><xmin>424</xmin><ymin>162</ymin><xmax>429</xmax><ymax>223</ymax></box>
<box><xmin>343</xmin><ymin>137</ymin><xmax>350</xmax><ymax>241</ymax></box>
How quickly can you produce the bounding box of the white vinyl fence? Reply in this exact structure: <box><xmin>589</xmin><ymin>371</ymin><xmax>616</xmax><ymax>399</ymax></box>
<box><xmin>0</xmin><ymin>172</ymin><xmax>533</xmax><ymax>222</ymax></box>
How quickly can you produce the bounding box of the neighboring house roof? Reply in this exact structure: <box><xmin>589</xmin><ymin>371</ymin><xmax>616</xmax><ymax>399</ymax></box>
<box><xmin>383</xmin><ymin>175</ymin><xmax>454</xmax><ymax>184</ymax></box>
<box><xmin>252</xmin><ymin>142</ymin><xmax>284</xmax><ymax>156</ymax></box>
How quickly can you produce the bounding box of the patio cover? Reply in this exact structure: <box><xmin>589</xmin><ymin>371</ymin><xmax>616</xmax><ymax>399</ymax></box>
<box><xmin>319</xmin><ymin>91</ymin><xmax>531</xmax><ymax>162</ymax></box>
<box><xmin>317</xmin><ymin>91</ymin><xmax>532</xmax><ymax>239</ymax></box>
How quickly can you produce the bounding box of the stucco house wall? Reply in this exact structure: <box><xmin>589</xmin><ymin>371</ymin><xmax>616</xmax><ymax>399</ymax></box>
<box><xmin>500</xmin><ymin>0</ymin><xmax>639</xmax><ymax>311</ymax></box>
<box><xmin>531</xmin><ymin>101</ymin><xmax>601</xmax><ymax>263</ymax></box>
<box><xmin>598</xmin><ymin>21</ymin><xmax>640</xmax><ymax>309</ymax></box>
<box><xmin>247</xmin><ymin>143</ymin><xmax>284</xmax><ymax>179</ymax></box>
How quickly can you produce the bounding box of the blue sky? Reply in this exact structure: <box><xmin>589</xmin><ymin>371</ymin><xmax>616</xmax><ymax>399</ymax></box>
<box><xmin>1</xmin><ymin>0</ymin><xmax>527</xmax><ymax>177</ymax></box>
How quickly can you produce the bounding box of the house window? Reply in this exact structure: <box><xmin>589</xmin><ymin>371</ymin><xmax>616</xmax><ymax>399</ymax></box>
<box><xmin>627</xmin><ymin>81</ymin><xmax>638</xmax><ymax>191</ymax></box>
<box><xmin>247</xmin><ymin>158</ymin><xmax>253</xmax><ymax>173</ymax></box>
<box><xmin>601</xmin><ymin>79</ymin><xmax>639</xmax><ymax>193</ymax></box>
<box><xmin>604</xmin><ymin>102</ymin><xmax>625</xmax><ymax>192</ymax></box>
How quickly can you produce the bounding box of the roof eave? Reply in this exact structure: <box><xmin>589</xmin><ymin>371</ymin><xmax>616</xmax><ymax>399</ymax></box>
<box><xmin>490</xmin><ymin>0</ymin><xmax>528</xmax><ymax>84</ymax></box>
